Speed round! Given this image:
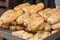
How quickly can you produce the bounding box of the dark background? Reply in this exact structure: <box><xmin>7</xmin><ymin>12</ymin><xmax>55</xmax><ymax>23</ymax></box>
<box><xmin>9</xmin><ymin>0</ymin><xmax>55</xmax><ymax>9</ymax></box>
<box><xmin>0</xmin><ymin>0</ymin><xmax>55</xmax><ymax>16</ymax></box>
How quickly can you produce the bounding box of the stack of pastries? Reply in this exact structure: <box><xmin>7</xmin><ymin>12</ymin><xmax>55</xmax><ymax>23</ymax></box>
<box><xmin>0</xmin><ymin>3</ymin><xmax>60</xmax><ymax>40</ymax></box>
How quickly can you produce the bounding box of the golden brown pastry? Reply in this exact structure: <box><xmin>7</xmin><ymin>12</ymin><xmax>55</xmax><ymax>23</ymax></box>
<box><xmin>2</xmin><ymin>23</ymin><xmax>9</xmax><ymax>29</ymax></box>
<box><xmin>27</xmin><ymin>17</ymin><xmax>44</xmax><ymax>32</ymax></box>
<box><xmin>35</xmin><ymin>3</ymin><xmax>44</xmax><ymax>12</ymax></box>
<box><xmin>23</xmin><ymin>14</ymin><xmax>40</xmax><ymax>26</ymax></box>
<box><xmin>44</xmin><ymin>23</ymin><xmax>51</xmax><ymax>31</ymax></box>
<box><xmin>38</xmin><ymin>8</ymin><xmax>53</xmax><ymax>21</ymax></box>
<box><xmin>20</xmin><ymin>32</ymin><xmax>33</xmax><ymax>40</ymax></box>
<box><xmin>0</xmin><ymin>10</ymin><xmax>23</xmax><ymax>23</ymax></box>
<box><xmin>16</xmin><ymin>26</ymin><xmax>24</xmax><ymax>30</ymax></box>
<box><xmin>23</xmin><ymin>3</ymin><xmax>44</xmax><ymax>14</ymax></box>
<box><xmin>52</xmin><ymin>8</ymin><xmax>60</xmax><ymax>13</ymax></box>
<box><xmin>9</xmin><ymin>26</ymin><xmax>16</xmax><ymax>31</ymax></box>
<box><xmin>23</xmin><ymin>17</ymin><xmax>30</xmax><ymax>26</ymax></box>
<box><xmin>45</xmin><ymin>8</ymin><xmax>60</xmax><ymax>16</ymax></box>
<box><xmin>35</xmin><ymin>31</ymin><xmax>43</xmax><ymax>38</ymax></box>
<box><xmin>16</xmin><ymin>13</ymin><xmax>29</xmax><ymax>24</ymax></box>
<box><xmin>29</xmin><ymin>31</ymin><xmax>50</xmax><ymax>40</ymax></box>
<box><xmin>9</xmin><ymin>26</ymin><xmax>24</xmax><ymax>31</ymax></box>
<box><xmin>37</xmin><ymin>23</ymin><xmax>45</xmax><ymax>31</ymax></box>
<box><xmin>29</xmin><ymin>32</ymin><xmax>42</xmax><ymax>40</ymax></box>
<box><xmin>37</xmin><ymin>25</ymin><xmax>44</xmax><ymax>31</ymax></box>
<box><xmin>47</xmin><ymin>12</ymin><xmax>60</xmax><ymax>24</ymax></box>
<box><xmin>37</xmin><ymin>23</ymin><xmax>51</xmax><ymax>31</ymax></box>
<box><xmin>12</xmin><ymin>30</ymin><xmax>33</xmax><ymax>40</ymax></box>
<box><xmin>22</xmin><ymin>5</ymin><xmax>36</xmax><ymax>14</ymax></box>
<box><xmin>38</xmin><ymin>8</ymin><xmax>60</xmax><ymax>24</ymax></box>
<box><xmin>12</xmin><ymin>30</ymin><xmax>25</xmax><ymax>36</ymax></box>
<box><xmin>52</xmin><ymin>23</ymin><xmax>60</xmax><ymax>30</ymax></box>
<box><xmin>14</xmin><ymin>3</ymin><xmax>30</xmax><ymax>10</ymax></box>
<box><xmin>40</xmin><ymin>31</ymin><xmax>51</xmax><ymax>39</ymax></box>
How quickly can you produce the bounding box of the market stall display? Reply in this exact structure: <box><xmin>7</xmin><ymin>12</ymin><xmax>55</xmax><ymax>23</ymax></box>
<box><xmin>0</xmin><ymin>3</ymin><xmax>60</xmax><ymax>40</ymax></box>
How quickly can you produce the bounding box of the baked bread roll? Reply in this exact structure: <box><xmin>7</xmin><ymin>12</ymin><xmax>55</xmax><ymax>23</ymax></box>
<box><xmin>22</xmin><ymin>5</ymin><xmax>36</xmax><ymax>14</ymax></box>
<box><xmin>37</xmin><ymin>23</ymin><xmax>51</xmax><ymax>31</ymax></box>
<box><xmin>37</xmin><ymin>23</ymin><xmax>46</xmax><ymax>31</ymax></box>
<box><xmin>12</xmin><ymin>30</ymin><xmax>33</xmax><ymax>40</ymax></box>
<box><xmin>9</xmin><ymin>26</ymin><xmax>24</xmax><ymax>31</ymax></box>
<box><xmin>40</xmin><ymin>31</ymin><xmax>51</xmax><ymax>39</ymax></box>
<box><xmin>16</xmin><ymin>13</ymin><xmax>29</xmax><ymax>24</ymax></box>
<box><xmin>12</xmin><ymin>30</ymin><xmax>25</xmax><ymax>36</ymax></box>
<box><xmin>23</xmin><ymin>14</ymin><xmax>40</xmax><ymax>26</ymax></box>
<box><xmin>14</xmin><ymin>3</ymin><xmax>30</xmax><ymax>10</ymax></box>
<box><xmin>35</xmin><ymin>3</ymin><xmax>44</xmax><ymax>12</ymax></box>
<box><xmin>23</xmin><ymin>3</ymin><xmax>44</xmax><ymax>14</ymax></box>
<box><xmin>37</xmin><ymin>25</ymin><xmax>44</xmax><ymax>31</ymax></box>
<box><xmin>52</xmin><ymin>8</ymin><xmax>60</xmax><ymax>13</ymax></box>
<box><xmin>47</xmin><ymin>12</ymin><xmax>60</xmax><ymax>24</ymax></box>
<box><xmin>44</xmin><ymin>23</ymin><xmax>51</xmax><ymax>31</ymax></box>
<box><xmin>30</xmin><ymin>3</ymin><xmax>44</xmax><ymax>14</ymax></box>
<box><xmin>38</xmin><ymin>8</ymin><xmax>53</xmax><ymax>21</ymax></box>
<box><xmin>20</xmin><ymin>32</ymin><xmax>33</xmax><ymax>40</ymax></box>
<box><xmin>52</xmin><ymin>23</ymin><xmax>60</xmax><ymax>30</ymax></box>
<box><xmin>0</xmin><ymin>10</ymin><xmax>23</xmax><ymax>23</ymax></box>
<box><xmin>29</xmin><ymin>32</ymin><xmax>42</xmax><ymax>40</ymax></box>
<box><xmin>29</xmin><ymin>31</ymin><xmax>50</xmax><ymax>40</ymax></box>
<box><xmin>27</xmin><ymin>17</ymin><xmax>44</xmax><ymax>32</ymax></box>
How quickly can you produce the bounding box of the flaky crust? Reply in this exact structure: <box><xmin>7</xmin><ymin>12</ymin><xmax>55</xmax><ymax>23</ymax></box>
<box><xmin>23</xmin><ymin>3</ymin><xmax>44</xmax><ymax>14</ymax></box>
<box><xmin>29</xmin><ymin>31</ymin><xmax>50</xmax><ymax>40</ymax></box>
<box><xmin>0</xmin><ymin>10</ymin><xmax>23</xmax><ymax>23</ymax></box>
<box><xmin>12</xmin><ymin>30</ymin><xmax>33</xmax><ymax>40</ymax></box>
<box><xmin>52</xmin><ymin>23</ymin><xmax>60</xmax><ymax>30</ymax></box>
<box><xmin>47</xmin><ymin>12</ymin><xmax>60</xmax><ymax>24</ymax></box>
<box><xmin>27</xmin><ymin>17</ymin><xmax>44</xmax><ymax>32</ymax></box>
<box><xmin>38</xmin><ymin>8</ymin><xmax>54</xmax><ymax>21</ymax></box>
<box><xmin>16</xmin><ymin>13</ymin><xmax>29</xmax><ymax>24</ymax></box>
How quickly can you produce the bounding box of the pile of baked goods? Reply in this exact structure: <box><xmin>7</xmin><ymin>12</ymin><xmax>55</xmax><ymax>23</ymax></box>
<box><xmin>0</xmin><ymin>3</ymin><xmax>60</xmax><ymax>40</ymax></box>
